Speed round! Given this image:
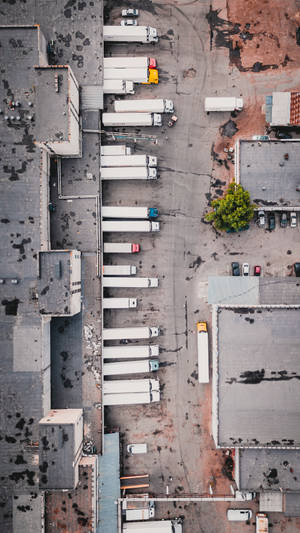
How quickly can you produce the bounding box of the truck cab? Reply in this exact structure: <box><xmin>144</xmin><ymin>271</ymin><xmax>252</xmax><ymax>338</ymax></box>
<box><xmin>149</xmin><ymin>208</ymin><xmax>159</xmax><ymax>218</ymax></box>
<box><xmin>143</xmin><ymin>69</ymin><xmax>159</xmax><ymax>84</ymax></box>
<box><xmin>149</xmin><ymin>57</ymin><xmax>157</xmax><ymax>69</ymax></box>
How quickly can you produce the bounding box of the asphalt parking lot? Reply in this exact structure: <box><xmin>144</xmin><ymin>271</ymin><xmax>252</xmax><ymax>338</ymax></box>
<box><xmin>103</xmin><ymin>0</ymin><xmax>300</xmax><ymax>531</ymax></box>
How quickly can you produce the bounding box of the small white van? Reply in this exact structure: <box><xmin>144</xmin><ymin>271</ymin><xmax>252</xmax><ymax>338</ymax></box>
<box><xmin>127</xmin><ymin>443</ymin><xmax>148</xmax><ymax>455</ymax></box>
<box><xmin>227</xmin><ymin>509</ymin><xmax>252</xmax><ymax>521</ymax></box>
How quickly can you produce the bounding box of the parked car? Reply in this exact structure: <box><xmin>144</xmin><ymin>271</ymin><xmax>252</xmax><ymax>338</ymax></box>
<box><xmin>258</xmin><ymin>209</ymin><xmax>265</xmax><ymax>227</ymax></box>
<box><xmin>122</xmin><ymin>8</ymin><xmax>139</xmax><ymax>16</ymax></box>
<box><xmin>242</xmin><ymin>263</ymin><xmax>249</xmax><ymax>276</ymax></box>
<box><xmin>268</xmin><ymin>213</ymin><xmax>276</xmax><ymax>230</ymax></box>
<box><xmin>252</xmin><ymin>135</ymin><xmax>270</xmax><ymax>141</ymax></box>
<box><xmin>291</xmin><ymin>212</ymin><xmax>297</xmax><ymax>228</ymax></box>
<box><xmin>121</xmin><ymin>19</ymin><xmax>138</xmax><ymax>26</ymax></box>
<box><xmin>280</xmin><ymin>212</ymin><xmax>288</xmax><ymax>228</ymax></box>
<box><xmin>127</xmin><ymin>443</ymin><xmax>148</xmax><ymax>454</ymax></box>
<box><xmin>254</xmin><ymin>265</ymin><xmax>261</xmax><ymax>276</ymax></box>
<box><xmin>231</xmin><ymin>262</ymin><xmax>240</xmax><ymax>276</ymax></box>
<box><xmin>275</xmin><ymin>131</ymin><xmax>292</xmax><ymax>139</ymax></box>
<box><xmin>227</xmin><ymin>509</ymin><xmax>252</xmax><ymax>522</ymax></box>
<box><xmin>294</xmin><ymin>263</ymin><xmax>300</xmax><ymax>277</ymax></box>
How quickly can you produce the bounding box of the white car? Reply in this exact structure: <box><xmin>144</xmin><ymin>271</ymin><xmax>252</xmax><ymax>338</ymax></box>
<box><xmin>242</xmin><ymin>263</ymin><xmax>249</xmax><ymax>276</ymax></box>
<box><xmin>291</xmin><ymin>212</ymin><xmax>297</xmax><ymax>228</ymax></box>
<box><xmin>258</xmin><ymin>209</ymin><xmax>265</xmax><ymax>227</ymax></box>
<box><xmin>122</xmin><ymin>8</ymin><xmax>139</xmax><ymax>16</ymax></box>
<box><xmin>121</xmin><ymin>19</ymin><xmax>138</xmax><ymax>26</ymax></box>
<box><xmin>227</xmin><ymin>509</ymin><xmax>252</xmax><ymax>522</ymax></box>
<box><xmin>127</xmin><ymin>443</ymin><xmax>148</xmax><ymax>454</ymax></box>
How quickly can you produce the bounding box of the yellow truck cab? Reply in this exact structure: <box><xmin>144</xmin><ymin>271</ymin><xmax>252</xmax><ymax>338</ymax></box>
<box><xmin>142</xmin><ymin>69</ymin><xmax>158</xmax><ymax>84</ymax></box>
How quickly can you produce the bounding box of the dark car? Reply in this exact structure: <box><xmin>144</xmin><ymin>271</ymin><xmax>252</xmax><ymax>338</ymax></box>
<box><xmin>275</xmin><ymin>131</ymin><xmax>292</xmax><ymax>140</ymax></box>
<box><xmin>268</xmin><ymin>213</ymin><xmax>276</xmax><ymax>230</ymax></box>
<box><xmin>294</xmin><ymin>263</ymin><xmax>300</xmax><ymax>277</ymax></box>
<box><xmin>254</xmin><ymin>265</ymin><xmax>261</xmax><ymax>276</ymax></box>
<box><xmin>231</xmin><ymin>262</ymin><xmax>240</xmax><ymax>276</ymax></box>
<box><xmin>280</xmin><ymin>212</ymin><xmax>288</xmax><ymax>228</ymax></box>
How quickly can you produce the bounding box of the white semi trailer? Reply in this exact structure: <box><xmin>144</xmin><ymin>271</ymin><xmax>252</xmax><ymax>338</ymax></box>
<box><xmin>102</xmin><ymin>265</ymin><xmax>137</xmax><ymax>276</ymax></box>
<box><xmin>123</xmin><ymin>520</ymin><xmax>182</xmax><ymax>532</ymax></box>
<box><xmin>103</xmin><ymin>359</ymin><xmax>159</xmax><ymax>376</ymax></box>
<box><xmin>101</xmin><ymin>145</ymin><xmax>131</xmax><ymax>156</ymax></box>
<box><xmin>102</xmin><ymin>326</ymin><xmax>159</xmax><ymax>340</ymax></box>
<box><xmin>103</xmin><ymin>378</ymin><xmax>160</xmax><ymax>394</ymax></box>
<box><xmin>103</xmin><ymin>26</ymin><xmax>158</xmax><ymax>43</ymax></box>
<box><xmin>204</xmin><ymin>97</ymin><xmax>244</xmax><ymax>112</ymax></box>
<box><xmin>103</xmin><ymin>277</ymin><xmax>158</xmax><ymax>288</ymax></box>
<box><xmin>102</xmin><ymin>206</ymin><xmax>158</xmax><ymax>219</ymax></box>
<box><xmin>103</xmin><ymin>298</ymin><xmax>137</xmax><ymax>309</ymax></box>
<box><xmin>102</xmin><ymin>345</ymin><xmax>159</xmax><ymax>359</ymax></box>
<box><xmin>102</xmin><ymin>113</ymin><xmax>162</xmax><ymax>127</ymax></box>
<box><xmin>100</xmin><ymin>155</ymin><xmax>157</xmax><ymax>167</ymax></box>
<box><xmin>103</xmin><ymin>79</ymin><xmax>135</xmax><ymax>95</ymax></box>
<box><xmin>104</xmin><ymin>68</ymin><xmax>148</xmax><ymax>83</ymax></box>
<box><xmin>101</xmin><ymin>167</ymin><xmax>157</xmax><ymax>180</ymax></box>
<box><xmin>114</xmin><ymin>99</ymin><xmax>174</xmax><ymax>113</ymax></box>
<box><xmin>104</xmin><ymin>57</ymin><xmax>154</xmax><ymax>69</ymax></box>
<box><xmin>103</xmin><ymin>242</ymin><xmax>139</xmax><ymax>253</ymax></box>
<box><xmin>103</xmin><ymin>390</ymin><xmax>160</xmax><ymax>405</ymax></box>
<box><xmin>102</xmin><ymin>221</ymin><xmax>160</xmax><ymax>232</ymax></box>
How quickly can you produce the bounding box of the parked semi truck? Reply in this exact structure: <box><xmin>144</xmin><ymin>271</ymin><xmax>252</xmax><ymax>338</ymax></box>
<box><xmin>103</xmin><ymin>26</ymin><xmax>158</xmax><ymax>43</ymax></box>
<box><xmin>101</xmin><ymin>167</ymin><xmax>157</xmax><ymax>180</ymax></box>
<box><xmin>114</xmin><ymin>98</ymin><xmax>174</xmax><ymax>114</ymax></box>
<box><xmin>101</xmin><ymin>145</ymin><xmax>131</xmax><ymax>156</ymax></box>
<box><xmin>256</xmin><ymin>514</ymin><xmax>268</xmax><ymax>533</ymax></box>
<box><xmin>103</xmin><ymin>390</ymin><xmax>160</xmax><ymax>405</ymax></box>
<box><xmin>204</xmin><ymin>97</ymin><xmax>244</xmax><ymax>112</ymax></box>
<box><xmin>102</xmin><ymin>344</ymin><xmax>159</xmax><ymax>359</ymax></box>
<box><xmin>103</xmin><ymin>277</ymin><xmax>158</xmax><ymax>288</ymax></box>
<box><xmin>100</xmin><ymin>155</ymin><xmax>157</xmax><ymax>167</ymax></box>
<box><xmin>103</xmin><ymin>359</ymin><xmax>159</xmax><ymax>376</ymax></box>
<box><xmin>197</xmin><ymin>321</ymin><xmax>209</xmax><ymax>383</ymax></box>
<box><xmin>103</xmin><ymin>378</ymin><xmax>160</xmax><ymax>394</ymax></box>
<box><xmin>102</xmin><ymin>112</ymin><xmax>162</xmax><ymax>127</ymax></box>
<box><xmin>102</xmin><ymin>326</ymin><xmax>159</xmax><ymax>340</ymax></box>
<box><xmin>102</xmin><ymin>206</ymin><xmax>158</xmax><ymax>219</ymax></box>
<box><xmin>103</xmin><ymin>242</ymin><xmax>140</xmax><ymax>253</ymax></box>
<box><xmin>102</xmin><ymin>265</ymin><xmax>137</xmax><ymax>276</ymax></box>
<box><xmin>103</xmin><ymin>79</ymin><xmax>135</xmax><ymax>95</ymax></box>
<box><xmin>104</xmin><ymin>57</ymin><xmax>156</xmax><ymax>69</ymax></box>
<box><xmin>102</xmin><ymin>221</ymin><xmax>160</xmax><ymax>232</ymax></box>
<box><xmin>104</xmin><ymin>68</ymin><xmax>148</xmax><ymax>83</ymax></box>
<box><xmin>103</xmin><ymin>298</ymin><xmax>137</xmax><ymax>309</ymax></box>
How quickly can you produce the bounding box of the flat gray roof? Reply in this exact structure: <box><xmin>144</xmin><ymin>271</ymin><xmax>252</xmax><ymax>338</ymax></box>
<box><xmin>39</xmin><ymin>251</ymin><xmax>73</xmax><ymax>315</ymax></box>
<box><xmin>208</xmin><ymin>277</ymin><xmax>259</xmax><ymax>305</ymax></box>
<box><xmin>239</xmin><ymin>140</ymin><xmax>300</xmax><ymax>207</ymax></box>
<box><xmin>209</xmin><ymin>277</ymin><xmax>300</xmax><ymax>306</ymax></box>
<box><xmin>239</xmin><ymin>448</ymin><xmax>300</xmax><ymax>491</ymax></box>
<box><xmin>35</xmin><ymin>67</ymin><xmax>69</xmax><ymax>142</ymax></box>
<box><xmin>216</xmin><ymin>306</ymin><xmax>300</xmax><ymax>447</ymax></box>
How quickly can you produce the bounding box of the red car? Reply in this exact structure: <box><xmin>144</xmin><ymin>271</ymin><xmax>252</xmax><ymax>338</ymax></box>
<box><xmin>254</xmin><ymin>265</ymin><xmax>261</xmax><ymax>276</ymax></box>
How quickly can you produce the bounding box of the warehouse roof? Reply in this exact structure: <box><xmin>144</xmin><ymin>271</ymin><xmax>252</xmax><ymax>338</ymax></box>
<box><xmin>238</xmin><ymin>140</ymin><xmax>300</xmax><ymax>207</ymax></box>
<box><xmin>214</xmin><ymin>306</ymin><xmax>300</xmax><ymax>448</ymax></box>
<box><xmin>209</xmin><ymin>277</ymin><xmax>300</xmax><ymax>305</ymax></box>
<box><xmin>239</xmin><ymin>448</ymin><xmax>300</xmax><ymax>491</ymax></box>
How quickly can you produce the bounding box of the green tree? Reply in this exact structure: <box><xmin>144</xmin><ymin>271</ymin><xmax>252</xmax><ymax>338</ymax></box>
<box><xmin>206</xmin><ymin>183</ymin><xmax>255</xmax><ymax>232</ymax></box>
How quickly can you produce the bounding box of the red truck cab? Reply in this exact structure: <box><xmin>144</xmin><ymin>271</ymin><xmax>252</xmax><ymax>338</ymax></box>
<box><xmin>149</xmin><ymin>57</ymin><xmax>157</xmax><ymax>69</ymax></box>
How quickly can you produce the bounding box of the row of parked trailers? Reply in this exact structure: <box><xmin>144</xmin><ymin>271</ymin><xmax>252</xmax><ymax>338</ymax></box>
<box><xmin>101</xmin><ymin>47</ymin><xmax>164</xmax><ymax>406</ymax></box>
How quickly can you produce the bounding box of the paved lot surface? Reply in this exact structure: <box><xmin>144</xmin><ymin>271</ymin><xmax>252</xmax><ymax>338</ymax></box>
<box><xmin>103</xmin><ymin>0</ymin><xmax>300</xmax><ymax>531</ymax></box>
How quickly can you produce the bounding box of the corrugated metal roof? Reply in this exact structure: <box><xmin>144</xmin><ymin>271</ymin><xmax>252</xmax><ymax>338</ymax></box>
<box><xmin>98</xmin><ymin>433</ymin><xmax>120</xmax><ymax>533</ymax></box>
<box><xmin>284</xmin><ymin>493</ymin><xmax>300</xmax><ymax>516</ymax></box>
<box><xmin>208</xmin><ymin>276</ymin><xmax>259</xmax><ymax>305</ymax></box>
<box><xmin>290</xmin><ymin>92</ymin><xmax>300</xmax><ymax>125</ymax></box>
<box><xmin>81</xmin><ymin>85</ymin><xmax>103</xmax><ymax>110</ymax></box>
<box><xmin>270</xmin><ymin>91</ymin><xmax>290</xmax><ymax>126</ymax></box>
<box><xmin>260</xmin><ymin>491</ymin><xmax>283</xmax><ymax>512</ymax></box>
